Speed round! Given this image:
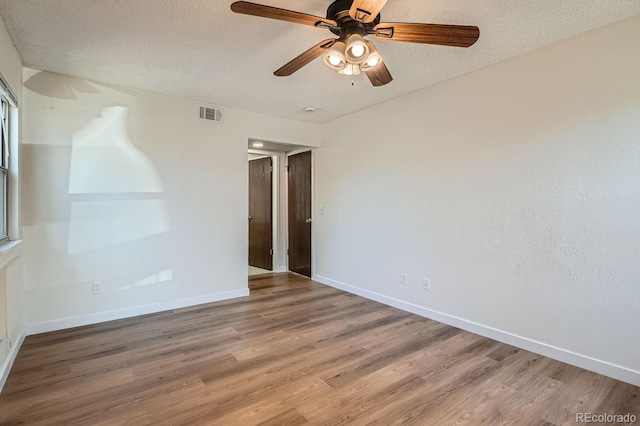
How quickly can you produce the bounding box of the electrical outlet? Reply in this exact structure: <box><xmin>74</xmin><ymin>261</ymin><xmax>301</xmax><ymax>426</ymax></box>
<box><xmin>401</xmin><ymin>273</ymin><xmax>408</xmax><ymax>285</ymax></box>
<box><xmin>423</xmin><ymin>278</ymin><xmax>431</xmax><ymax>291</ymax></box>
<box><xmin>92</xmin><ymin>281</ymin><xmax>102</xmax><ymax>295</ymax></box>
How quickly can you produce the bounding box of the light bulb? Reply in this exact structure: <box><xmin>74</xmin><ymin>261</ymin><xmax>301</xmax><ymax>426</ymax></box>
<box><xmin>351</xmin><ymin>44</ymin><xmax>365</xmax><ymax>58</ymax></box>
<box><xmin>323</xmin><ymin>41</ymin><xmax>347</xmax><ymax>71</ymax></box>
<box><xmin>366</xmin><ymin>56</ymin><xmax>380</xmax><ymax>67</ymax></box>
<box><xmin>345</xmin><ymin>34</ymin><xmax>369</xmax><ymax>64</ymax></box>
<box><xmin>328</xmin><ymin>55</ymin><xmax>342</xmax><ymax>66</ymax></box>
<box><xmin>361</xmin><ymin>40</ymin><xmax>382</xmax><ymax>71</ymax></box>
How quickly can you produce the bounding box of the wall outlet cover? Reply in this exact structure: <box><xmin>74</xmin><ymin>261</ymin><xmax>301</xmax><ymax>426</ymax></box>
<box><xmin>423</xmin><ymin>278</ymin><xmax>431</xmax><ymax>291</ymax></box>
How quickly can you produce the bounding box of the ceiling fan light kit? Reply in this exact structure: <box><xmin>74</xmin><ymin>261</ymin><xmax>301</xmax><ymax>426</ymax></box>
<box><xmin>323</xmin><ymin>40</ymin><xmax>347</xmax><ymax>70</ymax></box>
<box><xmin>361</xmin><ymin>40</ymin><xmax>381</xmax><ymax>69</ymax></box>
<box><xmin>230</xmin><ymin>0</ymin><xmax>479</xmax><ymax>87</ymax></box>
<box><xmin>345</xmin><ymin>34</ymin><xmax>369</xmax><ymax>63</ymax></box>
<box><xmin>339</xmin><ymin>62</ymin><xmax>360</xmax><ymax>76</ymax></box>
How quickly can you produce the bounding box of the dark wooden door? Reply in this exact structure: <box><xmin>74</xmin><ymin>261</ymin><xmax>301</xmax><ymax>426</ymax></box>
<box><xmin>288</xmin><ymin>151</ymin><xmax>312</xmax><ymax>277</ymax></box>
<box><xmin>249</xmin><ymin>157</ymin><xmax>273</xmax><ymax>270</ymax></box>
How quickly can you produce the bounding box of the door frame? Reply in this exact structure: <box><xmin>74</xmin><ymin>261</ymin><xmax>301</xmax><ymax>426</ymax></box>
<box><xmin>248</xmin><ymin>155</ymin><xmax>273</xmax><ymax>270</ymax></box>
<box><xmin>248</xmin><ymin>149</ymin><xmax>290</xmax><ymax>273</ymax></box>
<box><xmin>247</xmin><ymin>145</ymin><xmax>315</xmax><ymax>276</ymax></box>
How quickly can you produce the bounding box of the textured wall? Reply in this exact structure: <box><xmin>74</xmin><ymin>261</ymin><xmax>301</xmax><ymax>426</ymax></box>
<box><xmin>314</xmin><ymin>17</ymin><xmax>640</xmax><ymax>374</ymax></box>
<box><xmin>21</xmin><ymin>68</ymin><xmax>320</xmax><ymax>325</ymax></box>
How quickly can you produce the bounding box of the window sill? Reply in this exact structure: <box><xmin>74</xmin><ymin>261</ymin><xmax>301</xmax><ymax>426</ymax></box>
<box><xmin>0</xmin><ymin>239</ymin><xmax>22</xmax><ymax>258</ymax></box>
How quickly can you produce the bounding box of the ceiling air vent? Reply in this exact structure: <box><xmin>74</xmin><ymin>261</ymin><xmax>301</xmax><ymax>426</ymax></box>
<box><xmin>199</xmin><ymin>106</ymin><xmax>223</xmax><ymax>123</ymax></box>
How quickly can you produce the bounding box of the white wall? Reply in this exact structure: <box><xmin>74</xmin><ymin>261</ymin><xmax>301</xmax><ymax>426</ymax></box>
<box><xmin>0</xmin><ymin>14</ymin><xmax>24</xmax><ymax>386</ymax></box>
<box><xmin>21</xmin><ymin>68</ymin><xmax>320</xmax><ymax>328</ymax></box>
<box><xmin>314</xmin><ymin>17</ymin><xmax>640</xmax><ymax>384</ymax></box>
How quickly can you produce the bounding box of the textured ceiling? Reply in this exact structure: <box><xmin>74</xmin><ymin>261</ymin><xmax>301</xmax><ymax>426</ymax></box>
<box><xmin>1</xmin><ymin>0</ymin><xmax>639</xmax><ymax>123</ymax></box>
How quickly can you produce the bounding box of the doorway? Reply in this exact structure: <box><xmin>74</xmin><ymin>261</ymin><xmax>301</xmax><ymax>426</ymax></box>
<box><xmin>287</xmin><ymin>151</ymin><xmax>312</xmax><ymax>277</ymax></box>
<box><xmin>248</xmin><ymin>156</ymin><xmax>273</xmax><ymax>273</ymax></box>
<box><xmin>247</xmin><ymin>140</ymin><xmax>313</xmax><ymax>279</ymax></box>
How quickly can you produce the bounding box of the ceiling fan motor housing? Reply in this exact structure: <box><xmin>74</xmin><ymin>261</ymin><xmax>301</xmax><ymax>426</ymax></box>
<box><xmin>326</xmin><ymin>0</ymin><xmax>381</xmax><ymax>38</ymax></box>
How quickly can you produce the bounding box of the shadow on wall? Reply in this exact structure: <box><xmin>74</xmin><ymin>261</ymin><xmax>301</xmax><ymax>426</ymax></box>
<box><xmin>23</xmin><ymin>71</ymin><xmax>138</xmax><ymax>99</ymax></box>
<box><xmin>67</xmin><ymin>106</ymin><xmax>173</xmax><ymax>289</ymax></box>
<box><xmin>22</xmin><ymin>71</ymin><xmax>174</xmax><ymax>296</ymax></box>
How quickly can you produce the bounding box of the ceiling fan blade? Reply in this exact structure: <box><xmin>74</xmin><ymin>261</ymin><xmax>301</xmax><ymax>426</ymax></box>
<box><xmin>349</xmin><ymin>0</ymin><xmax>389</xmax><ymax>24</ymax></box>
<box><xmin>365</xmin><ymin>62</ymin><xmax>393</xmax><ymax>87</ymax></box>
<box><xmin>373</xmin><ymin>22</ymin><xmax>480</xmax><ymax>47</ymax></box>
<box><xmin>274</xmin><ymin>39</ymin><xmax>336</xmax><ymax>77</ymax></box>
<box><xmin>231</xmin><ymin>1</ymin><xmax>337</xmax><ymax>28</ymax></box>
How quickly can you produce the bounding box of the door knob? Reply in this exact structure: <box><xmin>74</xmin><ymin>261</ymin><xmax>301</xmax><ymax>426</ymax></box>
<box><xmin>248</xmin><ymin>216</ymin><xmax>253</xmax><ymax>221</ymax></box>
<box><xmin>305</xmin><ymin>218</ymin><xmax>312</xmax><ymax>224</ymax></box>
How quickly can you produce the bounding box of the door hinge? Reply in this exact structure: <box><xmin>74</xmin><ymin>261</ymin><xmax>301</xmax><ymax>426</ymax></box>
<box><xmin>270</xmin><ymin>249</ymin><xmax>273</xmax><ymax>256</ymax></box>
<box><xmin>287</xmin><ymin>249</ymin><xmax>289</xmax><ymax>255</ymax></box>
<box><xmin>268</xmin><ymin>166</ymin><xmax>273</xmax><ymax>173</ymax></box>
<box><xmin>285</xmin><ymin>165</ymin><xmax>290</xmax><ymax>172</ymax></box>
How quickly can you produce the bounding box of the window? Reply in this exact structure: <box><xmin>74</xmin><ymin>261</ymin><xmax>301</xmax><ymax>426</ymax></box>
<box><xmin>0</xmin><ymin>73</ymin><xmax>16</xmax><ymax>242</ymax></box>
<box><xmin>0</xmin><ymin>96</ymin><xmax>8</xmax><ymax>240</ymax></box>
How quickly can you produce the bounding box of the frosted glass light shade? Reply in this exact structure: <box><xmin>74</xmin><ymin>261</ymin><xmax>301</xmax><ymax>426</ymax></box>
<box><xmin>345</xmin><ymin>34</ymin><xmax>369</xmax><ymax>64</ymax></box>
<box><xmin>361</xmin><ymin>40</ymin><xmax>382</xmax><ymax>71</ymax></box>
<box><xmin>323</xmin><ymin>41</ymin><xmax>347</xmax><ymax>70</ymax></box>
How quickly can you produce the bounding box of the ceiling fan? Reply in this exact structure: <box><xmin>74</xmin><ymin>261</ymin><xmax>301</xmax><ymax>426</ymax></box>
<box><xmin>230</xmin><ymin>0</ymin><xmax>479</xmax><ymax>87</ymax></box>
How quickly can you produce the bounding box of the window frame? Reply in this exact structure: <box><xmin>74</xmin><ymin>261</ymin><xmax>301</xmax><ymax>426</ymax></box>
<box><xmin>0</xmin><ymin>98</ymin><xmax>8</xmax><ymax>241</ymax></box>
<box><xmin>0</xmin><ymin>72</ymin><xmax>18</xmax><ymax>243</ymax></box>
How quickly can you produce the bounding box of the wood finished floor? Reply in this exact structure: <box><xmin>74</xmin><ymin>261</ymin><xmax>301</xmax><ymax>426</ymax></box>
<box><xmin>1</xmin><ymin>273</ymin><xmax>638</xmax><ymax>425</ymax></box>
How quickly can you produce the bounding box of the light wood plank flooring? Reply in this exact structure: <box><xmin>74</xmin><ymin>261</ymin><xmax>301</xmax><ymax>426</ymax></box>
<box><xmin>1</xmin><ymin>273</ymin><xmax>638</xmax><ymax>425</ymax></box>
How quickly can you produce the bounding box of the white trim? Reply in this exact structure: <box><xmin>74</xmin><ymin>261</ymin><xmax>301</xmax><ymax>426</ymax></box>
<box><xmin>25</xmin><ymin>289</ymin><xmax>249</xmax><ymax>336</ymax></box>
<box><xmin>0</xmin><ymin>328</ymin><xmax>25</xmax><ymax>393</ymax></box>
<box><xmin>0</xmin><ymin>240</ymin><xmax>21</xmax><ymax>276</ymax></box>
<box><xmin>0</xmin><ymin>239</ymin><xmax>21</xmax><ymax>257</ymax></box>
<box><xmin>248</xmin><ymin>148</ymin><xmax>277</xmax><ymax>156</ymax></box>
<box><xmin>271</xmin><ymin>154</ymin><xmax>278</xmax><ymax>272</ymax></box>
<box><xmin>310</xmin><ymin>149</ymin><xmax>315</xmax><ymax>278</ymax></box>
<box><xmin>0</xmin><ymin>71</ymin><xmax>18</xmax><ymax>107</ymax></box>
<box><xmin>7</xmin><ymin>103</ymin><xmax>20</xmax><ymax>240</ymax></box>
<box><xmin>312</xmin><ymin>274</ymin><xmax>640</xmax><ymax>387</ymax></box>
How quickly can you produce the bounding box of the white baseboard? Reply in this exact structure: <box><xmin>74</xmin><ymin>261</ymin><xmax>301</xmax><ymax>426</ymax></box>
<box><xmin>0</xmin><ymin>329</ymin><xmax>26</xmax><ymax>394</ymax></box>
<box><xmin>25</xmin><ymin>288</ymin><xmax>250</xmax><ymax>336</ymax></box>
<box><xmin>312</xmin><ymin>274</ymin><xmax>640</xmax><ymax>387</ymax></box>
